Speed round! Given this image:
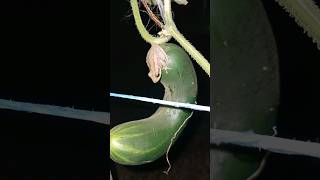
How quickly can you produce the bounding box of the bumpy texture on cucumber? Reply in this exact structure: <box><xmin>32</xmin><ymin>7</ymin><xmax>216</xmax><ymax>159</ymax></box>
<box><xmin>110</xmin><ymin>43</ymin><xmax>197</xmax><ymax>165</ymax></box>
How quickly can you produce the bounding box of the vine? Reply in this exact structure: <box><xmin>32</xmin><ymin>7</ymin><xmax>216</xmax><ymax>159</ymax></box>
<box><xmin>131</xmin><ymin>0</ymin><xmax>211</xmax><ymax>76</ymax></box>
<box><xmin>275</xmin><ymin>0</ymin><xmax>320</xmax><ymax>49</ymax></box>
<box><xmin>131</xmin><ymin>0</ymin><xmax>171</xmax><ymax>44</ymax></box>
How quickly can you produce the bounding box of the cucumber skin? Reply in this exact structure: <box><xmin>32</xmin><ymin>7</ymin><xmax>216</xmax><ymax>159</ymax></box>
<box><xmin>110</xmin><ymin>43</ymin><xmax>198</xmax><ymax>165</ymax></box>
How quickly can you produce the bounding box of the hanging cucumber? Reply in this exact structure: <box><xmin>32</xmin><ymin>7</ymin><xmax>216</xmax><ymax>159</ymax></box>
<box><xmin>211</xmin><ymin>0</ymin><xmax>279</xmax><ymax>179</ymax></box>
<box><xmin>110</xmin><ymin>43</ymin><xmax>197</xmax><ymax>165</ymax></box>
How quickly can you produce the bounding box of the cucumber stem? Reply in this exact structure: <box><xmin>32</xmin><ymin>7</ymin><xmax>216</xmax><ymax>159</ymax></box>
<box><xmin>275</xmin><ymin>0</ymin><xmax>320</xmax><ymax>49</ymax></box>
<box><xmin>130</xmin><ymin>0</ymin><xmax>211</xmax><ymax>76</ymax></box>
<box><xmin>131</xmin><ymin>0</ymin><xmax>171</xmax><ymax>44</ymax></box>
<box><xmin>163</xmin><ymin>0</ymin><xmax>210</xmax><ymax>76</ymax></box>
<box><xmin>167</xmin><ymin>25</ymin><xmax>210</xmax><ymax>76</ymax></box>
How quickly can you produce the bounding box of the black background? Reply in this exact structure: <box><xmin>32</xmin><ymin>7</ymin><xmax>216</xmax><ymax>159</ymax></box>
<box><xmin>259</xmin><ymin>1</ymin><xmax>320</xmax><ymax>179</ymax></box>
<box><xmin>0</xmin><ymin>0</ymin><xmax>108</xmax><ymax>178</ymax></box>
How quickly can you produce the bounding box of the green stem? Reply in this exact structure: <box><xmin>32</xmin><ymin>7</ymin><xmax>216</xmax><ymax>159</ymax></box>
<box><xmin>130</xmin><ymin>0</ymin><xmax>210</xmax><ymax>76</ymax></box>
<box><xmin>275</xmin><ymin>0</ymin><xmax>320</xmax><ymax>49</ymax></box>
<box><xmin>131</xmin><ymin>0</ymin><xmax>171</xmax><ymax>44</ymax></box>
<box><xmin>167</xmin><ymin>26</ymin><xmax>210</xmax><ymax>76</ymax></box>
<box><xmin>163</xmin><ymin>0</ymin><xmax>210</xmax><ymax>76</ymax></box>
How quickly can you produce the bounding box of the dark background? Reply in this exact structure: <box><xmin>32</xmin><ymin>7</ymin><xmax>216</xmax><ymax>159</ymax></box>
<box><xmin>110</xmin><ymin>0</ymin><xmax>210</xmax><ymax>179</ymax></box>
<box><xmin>259</xmin><ymin>1</ymin><xmax>320</xmax><ymax>179</ymax></box>
<box><xmin>0</xmin><ymin>0</ymin><xmax>108</xmax><ymax>178</ymax></box>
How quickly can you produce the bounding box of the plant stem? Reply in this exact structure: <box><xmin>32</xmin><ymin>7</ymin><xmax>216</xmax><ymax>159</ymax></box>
<box><xmin>130</xmin><ymin>0</ymin><xmax>211</xmax><ymax>76</ymax></box>
<box><xmin>168</xmin><ymin>26</ymin><xmax>210</xmax><ymax>76</ymax></box>
<box><xmin>141</xmin><ymin>0</ymin><xmax>164</xmax><ymax>28</ymax></box>
<box><xmin>163</xmin><ymin>0</ymin><xmax>210</xmax><ymax>76</ymax></box>
<box><xmin>131</xmin><ymin>0</ymin><xmax>171</xmax><ymax>44</ymax></box>
<box><xmin>275</xmin><ymin>0</ymin><xmax>320</xmax><ymax>49</ymax></box>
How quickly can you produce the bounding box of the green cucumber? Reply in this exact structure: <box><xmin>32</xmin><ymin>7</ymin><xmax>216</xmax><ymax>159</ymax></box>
<box><xmin>211</xmin><ymin>0</ymin><xmax>279</xmax><ymax>179</ymax></box>
<box><xmin>110</xmin><ymin>43</ymin><xmax>198</xmax><ymax>165</ymax></box>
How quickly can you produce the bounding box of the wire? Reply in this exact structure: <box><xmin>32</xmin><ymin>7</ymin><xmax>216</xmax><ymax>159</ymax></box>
<box><xmin>211</xmin><ymin>129</ymin><xmax>320</xmax><ymax>159</ymax></box>
<box><xmin>110</xmin><ymin>92</ymin><xmax>210</xmax><ymax>112</ymax></box>
<box><xmin>0</xmin><ymin>99</ymin><xmax>109</xmax><ymax>125</ymax></box>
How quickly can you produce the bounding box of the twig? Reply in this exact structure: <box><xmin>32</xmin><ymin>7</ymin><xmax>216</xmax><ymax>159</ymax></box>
<box><xmin>141</xmin><ymin>0</ymin><xmax>164</xmax><ymax>28</ymax></box>
<box><xmin>131</xmin><ymin>0</ymin><xmax>171</xmax><ymax>44</ymax></box>
<box><xmin>0</xmin><ymin>99</ymin><xmax>109</xmax><ymax>125</ymax></box>
<box><xmin>211</xmin><ymin>129</ymin><xmax>320</xmax><ymax>159</ymax></box>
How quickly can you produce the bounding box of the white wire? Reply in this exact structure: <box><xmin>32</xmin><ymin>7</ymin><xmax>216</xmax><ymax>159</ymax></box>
<box><xmin>0</xmin><ymin>99</ymin><xmax>109</xmax><ymax>125</ymax></box>
<box><xmin>110</xmin><ymin>92</ymin><xmax>210</xmax><ymax>112</ymax></box>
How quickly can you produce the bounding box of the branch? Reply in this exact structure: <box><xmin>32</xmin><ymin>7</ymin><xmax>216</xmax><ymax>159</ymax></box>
<box><xmin>141</xmin><ymin>0</ymin><xmax>164</xmax><ymax>28</ymax></box>
<box><xmin>211</xmin><ymin>129</ymin><xmax>320</xmax><ymax>159</ymax></box>
<box><xmin>131</xmin><ymin>0</ymin><xmax>171</xmax><ymax>44</ymax></box>
<box><xmin>0</xmin><ymin>99</ymin><xmax>109</xmax><ymax>125</ymax></box>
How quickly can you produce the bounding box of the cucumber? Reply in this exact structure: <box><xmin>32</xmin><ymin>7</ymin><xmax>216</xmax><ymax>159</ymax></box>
<box><xmin>110</xmin><ymin>43</ymin><xmax>198</xmax><ymax>165</ymax></box>
<box><xmin>211</xmin><ymin>0</ymin><xmax>279</xmax><ymax>179</ymax></box>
